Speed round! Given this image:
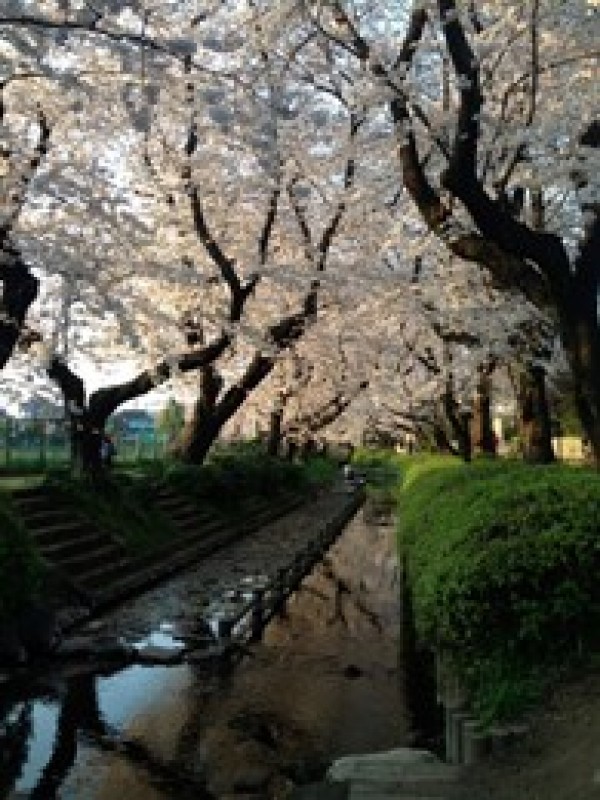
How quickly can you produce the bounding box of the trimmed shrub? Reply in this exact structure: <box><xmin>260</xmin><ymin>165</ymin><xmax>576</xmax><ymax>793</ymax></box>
<box><xmin>399</xmin><ymin>458</ymin><xmax>600</xmax><ymax>722</ymax></box>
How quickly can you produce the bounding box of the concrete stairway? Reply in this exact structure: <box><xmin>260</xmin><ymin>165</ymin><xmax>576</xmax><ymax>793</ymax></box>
<box><xmin>10</xmin><ymin>486</ymin><xmax>132</xmax><ymax>604</ymax></box>
<box><xmin>11</xmin><ymin>485</ymin><xmax>304</xmax><ymax>617</ymax></box>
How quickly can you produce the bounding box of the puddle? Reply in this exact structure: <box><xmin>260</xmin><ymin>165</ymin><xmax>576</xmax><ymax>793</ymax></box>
<box><xmin>130</xmin><ymin>625</ymin><xmax>187</xmax><ymax>654</ymax></box>
<box><xmin>1</xmin><ymin>660</ymin><xmax>191</xmax><ymax>797</ymax></box>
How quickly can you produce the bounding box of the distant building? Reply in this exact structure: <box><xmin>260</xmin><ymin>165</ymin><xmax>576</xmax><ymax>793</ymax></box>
<box><xmin>109</xmin><ymin>409</ymin><xmax>156</xmax><ymax>442</ymax></box>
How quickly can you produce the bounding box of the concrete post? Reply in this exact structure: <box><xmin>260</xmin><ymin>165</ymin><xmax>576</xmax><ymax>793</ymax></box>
<box><xmin>250</xmin><ymin>588</ymin><xmax>264</xmax><ymax>642</ymax></box>
<box><xmin>462</xmin><ymin>719</ymin><xmax>489</xmax><ymax>765</ymax></box>
<box><xmin>275</xmin><ymin>568</ymin><xmax>288</xmax><ymax>616</ymax></box>
<box><xmin>217</xmin><ymin>616</ymin><xmax>233</xmax><ymax>642</ymax></box>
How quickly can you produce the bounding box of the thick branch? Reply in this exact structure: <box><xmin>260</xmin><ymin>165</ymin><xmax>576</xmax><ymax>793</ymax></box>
<box><xmin>575</xmin><ymin>120</ymin><xmax>600</xmax><ymax>292</ymax></box>
<box><xmin>0</xmin><ymin>247</ymin><xmax>39</xmax><ymax>369</ymax></box>
<box><xmin>47</xmin><ymin>356</ymin><xmax>85</xmax><ymax>410</ymax></box>
<box><xmin>436</xmin><ymin>0</ymin><xmax>571</xmax><ymax>297</ymax></box>
<box><xmin>316</xmin><ymin>113</ymin><xmax>361</xmax><ymax>270</ymax></box>
<box><xmin>1</xmin><ymin>105</ymin><xmax>51</xmax><ymax>241</ymax></box>
<box><xmin>88</xmin><ymin>333</ymin><xmax>230</xmax><ymax>424</ymax></box>
<box><xmin>0</xmin><ymin>105</ymin><xmax>49</xmax><ymax>368</ymax></box>
<box><xmin>189</xmin><ymin>187</ymin><xmax>258</xmax><ymax>322</ymax></box>
<box><xmin>258</xmin><ymin>185</ymin><xmax>281</xmax><ymax>266</ymax></box>
<box><xmin>438</xmin><ymin>0</ymin><xmax>482</xmax><ymax>180</ymax></box>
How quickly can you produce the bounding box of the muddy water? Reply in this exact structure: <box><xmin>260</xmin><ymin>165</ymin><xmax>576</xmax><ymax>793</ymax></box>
<box><xmin>0</xmin><ymin>500</ymin><xmax>408</xmax><ymax>799</ymax></box>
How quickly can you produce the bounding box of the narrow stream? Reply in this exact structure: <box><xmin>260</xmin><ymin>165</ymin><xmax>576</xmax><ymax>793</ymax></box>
<box><xmin>0</xmin><ymin>499</ymin><xmax>410</xmax><ymax>799</ymax></box>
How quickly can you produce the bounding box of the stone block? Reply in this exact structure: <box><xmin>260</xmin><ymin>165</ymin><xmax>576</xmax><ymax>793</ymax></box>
<box><xmin>327</xmin><ymin>747</ymin><xmax>440</xmax><ymax>783</ymax></box>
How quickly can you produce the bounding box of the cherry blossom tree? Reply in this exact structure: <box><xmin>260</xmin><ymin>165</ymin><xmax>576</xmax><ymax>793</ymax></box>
<box><xmin>301</xmin><ymin>0</ymin><xmax>598</xmax><ymax>459</ymax></box>
<box><xmin>3</xmin><ymin>0</ymin><xmax>595</xmax><ymax>471</ymax></box>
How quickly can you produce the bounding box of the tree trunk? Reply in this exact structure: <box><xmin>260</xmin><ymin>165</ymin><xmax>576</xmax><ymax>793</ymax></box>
<box><xmin>176</xmin><ymin>364</ymin><xmax>222</xmax><ymax>464</ymax></box>
<box><xmin>47</xmin><ymin>358</ymin><xmax>105</xmax><ymax>479</ymax></box>
<box><xmin>0</xmin><ymin>247</ymin><xmax>39</xmax><ymax>370</ymax></box>
<box><xmin>432</xmin><ymin>423</ymin><xmax>454</xmax><ymax>454</ymax></box>
<box><xmin>559</xmin><ymin>304</ymin><xmax>600</xmax><ymax>468</ymax></box>
<box><xmin>179</xmin><ymin>351</ymin><xmax>276</xmax><ymax>465</ymax></box>
<box><xmin>266</xmin><ymin>409</ymin><xmax>283</xmax><ymax>457</ymax></box>
<box><xmin>178</xmin><ymin>411</ymin><xmax>223</xmax><ymax>465</ymax></box>
<box><xmin>471</xmin><ymin>372</ymin><xmax>495</xmax><ymax>455</ymax></box>
<box><xmin>442</xmin><ymin>385</ymin><xmax>472</xmax><ymax>462</ymax></box>
<box><xmin>517</xmin><ymin>365</ymin><xmax>554</xmax><ymax>464</ymax></box>
<box><xmin>69</xmin><ymin>414</ymin><xmax>103</xmax><ymax>479</ymax></box>
<box><xmin>285</xmin><ymin>439</ymin><xmax>298</xmax><ymax>461</ymax></box>
<box><xmin>457</xmin><ymin>411</ymin><xmax>473</xmax><ymax>463</ymax></box>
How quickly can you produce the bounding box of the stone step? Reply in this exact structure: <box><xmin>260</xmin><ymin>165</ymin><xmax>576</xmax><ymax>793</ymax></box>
<box><xmin>29</xmin><ymin>521</ymin><xmax>91</xmax><ymax>545</ymax></box>
<box><xmin>30</xmin><ymin>489</ymin><xmax>305</xmax><ymax>611</ymax></box>
<box><xmin>239</xmin><ymin>497</ymin><xmax>272</xmax><ymax>511</ymax></box>
<box><xmin>328</xmin><ymin>749</ymin><xmax>465</xmax><ymax>800</ymax></box>
<box><xmin>11</xmin><ymin>491</ymin><xmax>56</xmax><ymax>508</ymax></box>
<box><xmin>169</xmin><ymin>509</ymin><xmax>204</xmax><ymax>524</ymax></box>
<box><xmin>154</xmin><ymin>496</ymin><xmax>194</xmax><ymax>510</ymax></box>
<box><xmin>348</xmin><ymin>779</ymin><xmax>466</xmax><ymax>798</ymax></box>
<box><xmin>38</xmin><ymin>532</ymin><xmax>112</xmax><ymax>561</ymax></box>
<box><xmin>167</xmin><ymin>523</ymin><xmax>229</xmax><ymax>549</ymax></box>
<box><xmin>242</xmin><ymin>504</ymin><xmax>298</xmax><ymax>528</ymax></box>
<box><xmin>76</xmin><ymin>558</ymin><xmax>135</xmax><ymax>591</ymax></box>
<box><xmin>56</xmin><ymin>543</ymin><xmax>125</xmax><ymax>576</ymax></box>
<box><xmin>14</xmin><ymin>505</ymin><xmax>72</xmax><ymax>523</ymax></box>
<box><xmin>92</xmin><ymin>570</ymin><xmax>155</xmax><ymax>608</ymax></box>
<box><xmin>90</xmin><ymin>531</ymin><xmax>239</xmax><ymax>608</ymax></box>
<box><xmin>349</xmin><ymin>787</ymin><xmax>453</xmax><ymax>799</ymax></box>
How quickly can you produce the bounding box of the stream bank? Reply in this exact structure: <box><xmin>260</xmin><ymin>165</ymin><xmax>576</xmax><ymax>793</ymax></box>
<box><xmin>1</xmin><ymin>492</ymin><xmax>410</xmax><ymax>799</ymax></box>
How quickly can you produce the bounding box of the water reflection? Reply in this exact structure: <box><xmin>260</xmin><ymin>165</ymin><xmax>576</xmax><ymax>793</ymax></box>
<box><xmin>27</xmin><ymin>673</ymin><xmax>104</xmax><ymax>799</ymax></box>
<box><xmin>0</xmin><ymin>660</ymin><xmax>194</xmax><ymax>799</ymax></box>
<box><xmin>0</xmin><ymin>502</ymin><xmax>402</xmax><ymax>799</ymax></box>
<box><xmin>0</xmin><ymin>696</ymin><xmax>32</xmax><ymax>797</ymax></box>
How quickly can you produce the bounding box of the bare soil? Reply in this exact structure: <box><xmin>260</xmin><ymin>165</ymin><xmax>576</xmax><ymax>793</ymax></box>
<box><xmin>463</xmin><ymin>669</ymin><xmax>600</xmax><ymax>800</ymax></box>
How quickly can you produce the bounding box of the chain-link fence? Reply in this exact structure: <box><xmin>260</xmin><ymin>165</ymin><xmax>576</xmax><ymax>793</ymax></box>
<box><xmin>0</xmin><ymin>417</ymin><xmax>170</xmax><ymax>471</ymax></box>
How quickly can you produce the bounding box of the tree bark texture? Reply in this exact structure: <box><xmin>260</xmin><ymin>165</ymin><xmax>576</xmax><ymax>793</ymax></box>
<box><xmin>517</xmin><ymin>365</ymin><xmax>554</xmax><ymax>464</ymax></box>
<box><xmin>471</xmin><ymin>372</ymin><xmax>495</xmax><ymax>455</ymax></box>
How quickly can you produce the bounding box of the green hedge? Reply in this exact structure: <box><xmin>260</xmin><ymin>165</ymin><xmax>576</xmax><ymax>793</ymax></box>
<box><xmin>157</xmin><ymin>447</ymin><xmax>337</xmax><ymax>507</ymax></box>
<box><xmin>399</xmin><ymin>457</ymin><xmax>600</xmax><ymax>722</ymax></box>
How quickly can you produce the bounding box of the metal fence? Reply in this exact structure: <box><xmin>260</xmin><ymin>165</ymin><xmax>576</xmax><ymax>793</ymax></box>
<box><xmin>0</xmin><ymin>417</ymin><xmax>170</xmax><ymax>471</ymax></box>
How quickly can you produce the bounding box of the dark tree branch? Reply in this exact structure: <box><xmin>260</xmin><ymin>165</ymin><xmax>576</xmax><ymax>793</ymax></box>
<box><xmin>0</xmin><ymin>103</ymin><xmax>50</xmax><ymax>368</ymax></box>
<box><xmin>1</xmin><ymin>104</ymin><xmax>51</xmax><ymax>241</ymax></box>
<box><xmin>189</xmin><ymin>187</ymin><xmax>248</xmax><ymax>319</ymax></box>
<box><xmin>87</xmin><ymin>333</ymin><xmax>230</xmax><ymax>424</ymax></box>
<box><xmin>48</xmin><ymin>356</ymin><xmax>85</xmax><ymax>410</ymax></box>
<box><xmin>258</xmin><ymin>185</ymin><xmax>281</xmax><ymax>265</ymax></box>
<box><xmin>436</xmin><ymin>0</ymin><xmax>572</xmax><ymax>296</ymax></box>
<box><xmin>431</xmin><ymin>321</ymin><xmax>481</xmax><ymax>347</ymax></box>
<box><xmin>438</xmin><ymin>0</ymin><xmax>484</xmax><ymax>183</ymax></box>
